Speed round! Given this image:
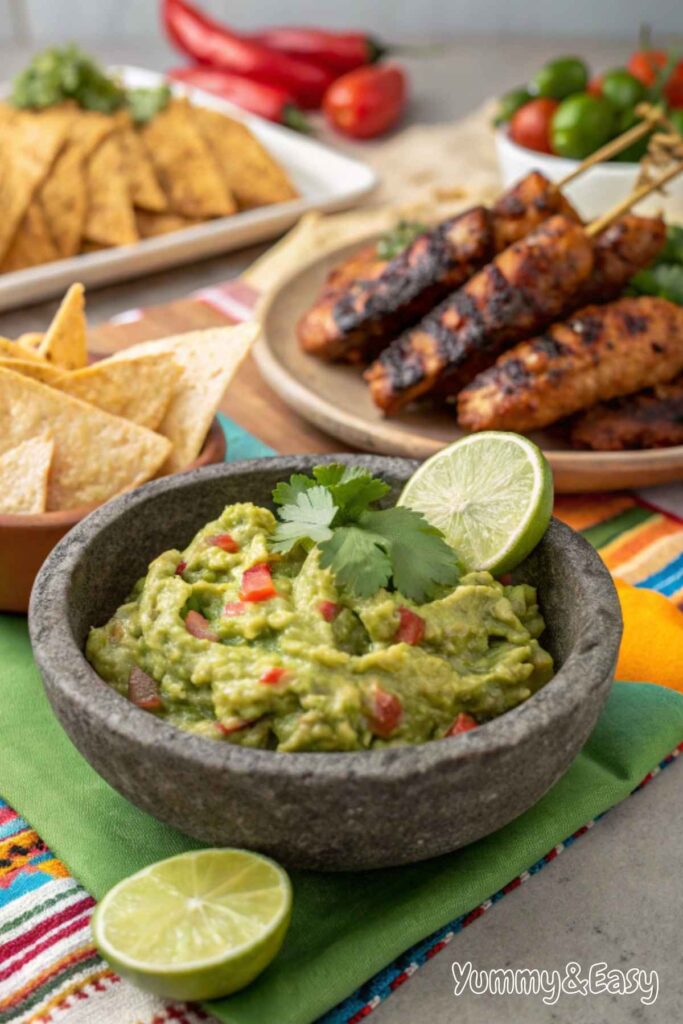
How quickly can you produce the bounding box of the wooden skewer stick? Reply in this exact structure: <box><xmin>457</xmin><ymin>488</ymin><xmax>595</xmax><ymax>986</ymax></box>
<box><xmin>586</xmin><ymin>160</ymin><xmax>683</xmax><ymax>237</ymax></box>
<box><xmin>558</xmin><ymin>105</ymin><xmax>664</xmax><ymax>187</ymax></box>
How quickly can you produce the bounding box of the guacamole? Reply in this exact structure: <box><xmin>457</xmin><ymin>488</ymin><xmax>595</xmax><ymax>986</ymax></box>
<box><xmin>86</xmin><ymin>502</ymin><xmax>553</xmax><ymax>752</ymax></box>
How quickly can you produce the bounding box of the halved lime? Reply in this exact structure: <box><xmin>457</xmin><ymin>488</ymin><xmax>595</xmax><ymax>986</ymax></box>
<box><xmin>399</xmin><ymin>432</ymin><xmax>553</xmax><ymax>575</ymax></box>
<box><xmin>91</xmin><ymin>848</ymin><xmax>292</xmax><ymax>1001</ymax></box>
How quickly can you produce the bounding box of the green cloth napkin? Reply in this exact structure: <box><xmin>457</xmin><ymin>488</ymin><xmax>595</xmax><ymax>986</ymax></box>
<box><xmin>1</xmin><ymin>416</ymin><xmax>681</xmax><ymax>1024</ymax></box>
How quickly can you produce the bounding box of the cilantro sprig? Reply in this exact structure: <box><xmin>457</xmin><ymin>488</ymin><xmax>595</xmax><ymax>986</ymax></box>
<box><xmin>271</xmin><ymin>464</ymin><xmax>459</xmax><ymax>602</ymax></box>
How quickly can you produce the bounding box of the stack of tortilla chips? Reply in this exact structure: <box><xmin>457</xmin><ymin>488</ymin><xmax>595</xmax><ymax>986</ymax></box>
<box><xmin>0</xmin><ymin>97</ymin><xmax>298</xmax><ymax>271</ymax></box>
<box><xmin>0</xmin><ymin>282</ymin><xmax>257</xmax><ymax>514</ymax></box>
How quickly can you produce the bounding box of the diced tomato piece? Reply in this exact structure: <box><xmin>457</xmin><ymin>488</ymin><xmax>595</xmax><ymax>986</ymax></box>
<box><xmin>185</xmin><ymin>610</ymin><xmax>219</xmax><ymax>642</ymax></box>
<box><xmin>240</xmin><ymin>563</ymin><xmax>276</xmax><ymax>602</ymax></box>
<box><xmin>224</xmin><ymin>600</ymin><xmax>247</xmax><ymax>617</ymax></box>
<box><xmin>447</xmin><ymin>713</ymin><xmax>478</xmax><ymax>736</ymax></box>
<box><xmin>368</xmin><ymin>686</ymin><xmax>403</xmax><ymax>738</ymax></box>
<box><xmin>498</xmin><ymin>573</ymin><xmax>513</xmax><ymax>585</ymax></box>
<box><xmin>259</xmin><ymin>666</ymin><xmax>289</xmax><ymax>685</ymax></box>
<box><xmin>395</xmin><ymin>606</ymin><xmax>425</xmax><ymax>645</ymax></box>
<box><xmin>216</xmin><ymin>718</ymin><xmax>251</xmax><ymax>736</ymax></box>
<box><xmin>175</xmin><ymin>560</ymin><xmax>187</xmax><ymax>575</ymax></box>
<box><xmin>206</xmin><ymin>533</ymin><xmax>240</xmax><ymax>553</ymax></box>
<box><xmin>128</xmin><ymin>666</ymin><xmax>163</xmax><ymax>711</ymax></box>
<box><xmin>319</xmin><ymin>600</ymin><xmax>340</xmax><ymax>622</ymax></box>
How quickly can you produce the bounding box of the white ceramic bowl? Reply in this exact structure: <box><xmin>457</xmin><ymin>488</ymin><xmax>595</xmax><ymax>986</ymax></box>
<box><xmin>495</xmin><ymin>127</ymin><xmax>683</xmax><ymax>222</ymax></box>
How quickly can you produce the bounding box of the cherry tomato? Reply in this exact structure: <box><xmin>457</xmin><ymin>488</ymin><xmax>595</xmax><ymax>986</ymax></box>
<box><xmin>664</xmin><ymin>62</ymin><xmax>683</xmax><ymax>109</ymax></box>
<box><xmin>509</xmin><ymin>97</ymin><xmax>559</xmax><ymax>153</ymax></box>
<box><xmin>627</xmin><ymin>49</ymin><xmax>667</xmax><ymax>87</ymax></box>
<box><xmin>323</xmin><ymin>63</ymin><xmax>407</xmax><ymax>139</ymax></box>
<box><xmin>587</xmin><ymin>74</ymin><xmax>603</xmax><ymax>97</ymax></box>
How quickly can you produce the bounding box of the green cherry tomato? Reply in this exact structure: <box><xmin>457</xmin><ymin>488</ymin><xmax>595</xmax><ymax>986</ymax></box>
<box><xmin>494</xmin><ymin>87</ymin><xmax>532</xmax><ymax>126</ymax></box>
<box><xmin>531</xmin><ymin>57</ymin><xmax>589</xmax><ymax>100</ymax></box>
<box><xmin>611</xmin><ymin>107</ymin><xmax>650</xmax><ymax>162</ymax></box>
<box><xmin>600</xmin><ymin>68</ymin><xmax>646</xmax><ymax>111</ymax></box>
<box><xmin>551</xmin><ymin>93</ymin><xmax>617</xmax><ymax>158</ymax></box>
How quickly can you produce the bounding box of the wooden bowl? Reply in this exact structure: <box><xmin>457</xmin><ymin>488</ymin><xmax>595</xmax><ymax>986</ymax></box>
<box><xmin>0</xmin><ymin>417</ymin><xmax>226</xmax><ymax>614</ymax></box>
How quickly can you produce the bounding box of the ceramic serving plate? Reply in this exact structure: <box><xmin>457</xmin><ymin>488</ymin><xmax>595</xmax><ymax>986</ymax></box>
<box><xmin>254</xmin><ymin>237</ymin><xmax>683</xmax><ymax>493</ymax></box>
<box><xmin>0</xmin><ymin>66</ymin><xmax>377</xmax><ymax>312</ymax></box>
<box><xmin>29</xmin><ymin>456</ymin><xmax>621</xmax><ymax>871</ymax></box>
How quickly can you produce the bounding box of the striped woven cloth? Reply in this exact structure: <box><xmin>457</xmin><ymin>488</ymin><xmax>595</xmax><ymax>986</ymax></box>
<box><xmin>1</xmin><ymin>477</ymin><xmax>682</xmax><ymax>1024</ymax></box>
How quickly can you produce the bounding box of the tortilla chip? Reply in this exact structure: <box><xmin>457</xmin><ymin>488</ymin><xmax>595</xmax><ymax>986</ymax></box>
<box><xmin>0</xmin><ymin>200</ymin><xmax>60</xmax><ymax>272</ymax></box>
<box><xmin>0</xmin><ymin>433</ymin><xmax>54</xmax><ymax>514</ymax></box>
<box><xmin>39</xmin><ymin>142</ymin><xmax>87</xmax><ymax>257</ymax></box>
<box><xmin>0</xmin><ymin>366</ymin><xmax>172</xmax><ymax>510</ymax></box>
<box><xmin>0</xmin><ymin>357</ymin><xmax>63</xmax><ymax>385</ymax></box>
<box><xmin>192</xmin><ymin>107</ymin><xmax>298</xmax><ymax>210</ymax></box>
<box><xmin>119</xmin><ymin>125</ymin><xmax>167</xmax><ymax>213</ymax></box>
<box><xmin>0</xmin><ymin>108</ymin><xmax>69</xmax><ymax>261</ymax></box>
<box><xmin>38</xmin><ymin>283</ymin><xmax>87</xmax><ymax>370</ymax></box>
<box><xmin>0</xmin><ymin>336</ymin><xmax>43</xmax><ymax>363</ymax></box>
<box><xmin>84</xmin><ymin>133</ymin><xmax>138</xmax><ymax>247</ymax></box>
<box><xmin>135</xmin><ymin>210</ymin><xmax>201</xmax><ymax>238</ymax></box>
<box><xmin>112</xmin><ymin>324</ymin><xmax>257</xmax><ymax>472</ymax></box>
<box><xmin>69</xmin><ymin>108</ymin><xmax>118</xmax><ymax>158</ymax></box>
<box><xmin>54</xmin><ymin>351</ymin><xmax>181</xmax><ymax>430</ymax></box>
<box><xmin>140</xmin><ymin>99</ymin><xmax>235</xmax><ymax>218</ymax></box>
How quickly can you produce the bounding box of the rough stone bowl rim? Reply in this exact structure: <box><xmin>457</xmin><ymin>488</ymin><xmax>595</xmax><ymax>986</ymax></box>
<box><xmin>29</xmin><ymin>455</ymin><xmax>623</xmax><ymax>785</ymax></box>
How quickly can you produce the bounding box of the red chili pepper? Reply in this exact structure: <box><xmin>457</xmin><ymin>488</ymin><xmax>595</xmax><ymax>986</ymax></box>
<box><xmin>128</xmin><ymin>667</ymin><xmax>163</xmax><ymax>711</ymax></box>
<box><xmin>248</xmin><ymin>27</ymin><xmax>385</xmax><ymax>74</ymax></box>
<box><xmin>240</xmin><ymin>564</ymin><xmax>276</xmax><ymax>602</ymax></box>
<box><xmin>206</xmin><ymin>532</ymin><xmax>240</xmax><ymax>553</ymax></box>
<box><xmin>175</xmin><ymin>560</ymin><xmax>187</xmax><ymax>575</ymax></box>
<box><xmin>224</xmin><ymin>600</ymin><xmax>247</xmax><ymax>617</ymax></box>
<box><xmin>185</xmin><ymin>609</ymin><xmax>219</xmax><ymax>641</ymax></box>
<box><xmin>395</xmin><ymin>606</ymin><xmax>425</xmax><ymax>646</ymax></box>
<box><xmin>319</xmin><ymin>600</ymin><xmax>340</xmax><ymax>622</ymax></box>
<box><xmin>368</xmin><ymin>686</ymin><xmax>403</xmax><ymax>739</ymax></box>
<box><xmin>259</xmin><ymin>666</ymin><xmax>289</xmax><ymax>685</ymax></box>
<box><xmin>167</xmin><ymin>66</ymin><xmax>311</xmax><ymax>131</ymax></box>
<box><xmin>446</xmin><ymin>713</ymin><xmax>478</xmax><ymax>736</ymax></box>
<box><xmin>322</xmin><ymin>63</ymin><xmax>407</xmax><ymax>139</ymax></box>
<box><xmin>162</xmin><ymin>0</ymin><xmax>335</xmax><ymax>108</ymax></box>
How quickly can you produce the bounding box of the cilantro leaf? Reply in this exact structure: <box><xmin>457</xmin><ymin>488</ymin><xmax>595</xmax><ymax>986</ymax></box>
<box><xmin>319</xmin><ymin>527</ymin><xmax>392</xmax><ymax>597</ymax></box>
<box><xmin>361</xmin><ymin>507</ymin><xmax>460</xmax><ymax>602</ymax></box>
<box><xmin>312</xmin><ymin>464</ymin><xmax>391</xmax><ymax>518</ymax></box>
<box><xmin>272</xmin><ymin>473</ymin><xmax>317</xmax><ymax>507</ymax></box>
<box><xmin>271</xmin><ymin>486</ymin><xmax>336</xmax><ymax>552</ymax></box>
<box><xmin>126</xmin><ymin>84</ymin><xmax>171</xmax><ymax>124</ymax></box>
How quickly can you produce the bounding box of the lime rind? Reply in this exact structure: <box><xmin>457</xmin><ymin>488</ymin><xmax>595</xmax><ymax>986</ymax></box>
<box><xmin>398</xmin><ymin>432</ymin><xmax>553</xmax><ymax>575</ymax></box>
<box><xmin>92</xmin><ymin>848</ymin><xmax>292</xmax><ymax>1000</ymax></box>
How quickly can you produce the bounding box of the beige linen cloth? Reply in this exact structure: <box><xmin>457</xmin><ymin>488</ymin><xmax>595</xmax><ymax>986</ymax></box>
<box><xmin>244</xmin><ymin>102</ymin><xmax>500</xmax><ymax>302</ymax></box>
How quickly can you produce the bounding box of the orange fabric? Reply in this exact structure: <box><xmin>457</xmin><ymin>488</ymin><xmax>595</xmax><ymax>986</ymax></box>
<box><xmin>614</xmin><ymin>577</ymin><xmax>683</xmax><ymax>694</ymax></box>
<box><xmin>553</xmin><ymin>494</ymin><xmax>636</xmax><ymax>532</ymax></box>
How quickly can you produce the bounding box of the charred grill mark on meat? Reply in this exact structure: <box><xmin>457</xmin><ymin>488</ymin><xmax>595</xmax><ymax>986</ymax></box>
<box><xmin>457</xmin><ymin>297</ymin><xmax>683</xmax><ymax>434</ymax></box>
<box><xmin>366</xmin><ymin>215</ymin><xmax>594</xmax><ymax>413</ymax></box>
<box><xmin>297</xmin><ymin>171</ymin><xmax>581</xmax><ymax>363</ymax></box>
<box><xmin>575</xmin><ymin>214</ymin><xmax>666</xmax><ymax>305</ymax></box>
<box><xmin>298</xmin><ymin>205</ymin><xmax>494</xmax><ymax>363</ymax></box>
<box><xmin>570</xmin><ymin>374</ymin><xmax>683</xmax><ymax>450</ymax></box>
<box><xmin>366</xmin><ymin>212</ymin><xmax>666</xmax><ymax>415</ymax></box>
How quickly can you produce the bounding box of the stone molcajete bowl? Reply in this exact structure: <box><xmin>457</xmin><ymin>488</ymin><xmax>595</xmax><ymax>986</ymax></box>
<box><xmin>29</xmin><ymin>456</ymin><xmax>622</xmax><ymax>872</ymax></box>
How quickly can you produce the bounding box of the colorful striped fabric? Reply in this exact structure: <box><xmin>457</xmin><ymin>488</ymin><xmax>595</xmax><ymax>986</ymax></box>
<box><xmin>1</xmin><ymin>468</ymin><xmax>682</xmax><ymax>1024</ymax></box>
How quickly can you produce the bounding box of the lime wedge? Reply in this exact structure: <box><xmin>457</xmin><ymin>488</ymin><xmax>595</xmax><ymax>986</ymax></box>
<box><xmin>399</xmin><ymin>432</ymin><xmax>553</xmax><ymax>575</ymax></box>
<box><xmin>92</xmin><ymin>848</ymin><xmax>292</xmax><ymax>1001</ymax></box>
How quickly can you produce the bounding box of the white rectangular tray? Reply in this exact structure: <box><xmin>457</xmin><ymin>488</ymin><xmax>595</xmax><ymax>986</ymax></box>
<box><xmin>0</xmin><ymin>65</ymin><xmax>378</xmax><ymax>312</ymax></box>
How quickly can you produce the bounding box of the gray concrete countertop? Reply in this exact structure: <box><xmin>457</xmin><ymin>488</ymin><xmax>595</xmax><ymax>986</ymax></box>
<box><xmin>1</xmin><ymin>35</ymin><xmax>681</xmax><ymax>1024</ymax></box>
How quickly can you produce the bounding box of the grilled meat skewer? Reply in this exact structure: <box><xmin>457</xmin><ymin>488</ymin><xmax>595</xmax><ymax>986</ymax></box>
<box><xmin>366</xmin><ymin>215</ymin><xmax>593</xmax><ymax>413</ymax></box>
<box><xmin>457</xmin><ymin>297</ymin><xmax>683</xmax><ymax>434</ymax></box>
<box><xmin>366</xmin><ymin>213</ymin><xmax>666</xmax><ymax>414</ymax></box>
<box><xmin>570</xmin><ymin>374</ymin><xmax>683</xmax><ymax>450</ymax></box>
<box><xmin>298</xmin><ymin>171</ymin><xmax>580</xmax><ymax>362</ymax></box>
